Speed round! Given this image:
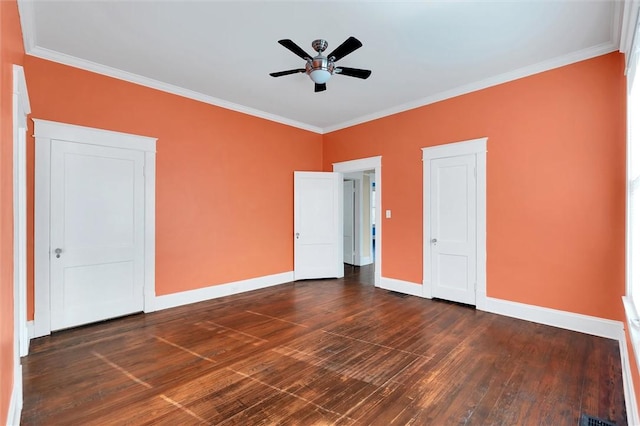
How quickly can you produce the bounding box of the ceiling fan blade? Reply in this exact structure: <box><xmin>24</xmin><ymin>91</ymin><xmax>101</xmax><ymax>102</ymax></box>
<box><xmin>336</xmin><ymin>67</ymin><xmax>372</xmax><ymax>79</ymax></box>
<box><xmin>278</xmin><ymin>39</ymin><xmax>312</xmax><ymax>60</ymax></box>
<box><xmin>315</xmin><ymin>83</ymin><xmax>327</xmax><ymax>93</ymax></box>
<box><xmin>269</xmin><ymin>69</ymin><xmax>306</xmax><ymax>77</ymax></box>
<box><xmin>327</xmin><ymin>36</ymin><xmax>362</xmax><ymax>62</ymax></box>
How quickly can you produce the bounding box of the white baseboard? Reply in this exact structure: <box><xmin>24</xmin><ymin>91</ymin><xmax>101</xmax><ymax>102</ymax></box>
<box><xmin>7</xmin><ymin>364</ymin><xmax>22</xmax><ymax>426</ymax></box>
<box><xmin>378</xmin><ymin>277</ymin><xmax>423</xmax><ymax>297</ymax></box>
<box><xmin>480</xmin><ymin>296</ymin><xmax>623</xmax><ymax>340</ymax></box>
<box><xmin>154</xmin><ymin>271</ymin><xmax>294</xmax><ymax>311</ymax></box>
<box><xmin>377</xmin><ymin>281</ymin><xmax>623</xmax><ymax>341</ymax></box>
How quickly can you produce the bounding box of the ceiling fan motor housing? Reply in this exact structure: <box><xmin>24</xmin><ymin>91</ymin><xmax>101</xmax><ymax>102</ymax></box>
<box><xmin>306</xmin><ymin>56</ymin><xmax>335</xmax><ymax>75</ymax></box>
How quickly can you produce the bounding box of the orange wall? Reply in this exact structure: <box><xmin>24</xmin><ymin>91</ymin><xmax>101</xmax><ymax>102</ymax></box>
<box><xmin>324</xmin><ymin>53</ymin><xmax>627</xmax><ymax>321</ymax></box>
<box><xmin>0</xmin><ymin>0</ymin><xmax>24</xmax><ymax>423</ymax></box>
<box><xmin>23</xmin><ymin>56</ymin><xmax>323</xmax><ymax>315</ymax></box>
<box><xmin>14</xmin><ymin>31</ymin><xmax>635</xmax><ymax>419</ymax></box>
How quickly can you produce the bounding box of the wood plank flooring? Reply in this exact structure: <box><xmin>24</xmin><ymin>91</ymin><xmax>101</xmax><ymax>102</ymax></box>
<box><xmin>21</xmin><ymin>265</ymin><xmax>626</xmax><ymax>425</ymax></box>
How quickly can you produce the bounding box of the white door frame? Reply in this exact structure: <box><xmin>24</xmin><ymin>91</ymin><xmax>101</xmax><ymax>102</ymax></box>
<box><xmin>13</xmin><ymin>66</ymin><xmax>29</xmax><ymax>356</ymax></box>
<box><xmin>343</xmin><ymin>173</ymin><xmax>368</xmax><ymax>265</ymax></box>
<box><xmin>333</xmin><ymin>156</ymin><xmax>381</xmax><ymax>286</ymax></box>
<box><xmin>422</xmin><ymin>138</ymin><xmax>487</xmax><ymax>309</ymax></box>
<box><xmin>33</xmin><ymin>119</ymin><xmax>157</xmax><ymax>337</ymax></box>
<box><xmin>343</xmin><ymin>179</ymin><xmax>357</xmax><ymax>265</ymax></box>
<box><xmin>9</xmin><ymin>64</ymin><xmax>31</xmax><ymax>425</ymax></box>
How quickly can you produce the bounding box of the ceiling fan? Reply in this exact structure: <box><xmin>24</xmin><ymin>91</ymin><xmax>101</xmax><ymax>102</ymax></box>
<box><xmin>269</xmin><ymin>36</ymin><xmax>372</xmax><ymax>93</ymax></box>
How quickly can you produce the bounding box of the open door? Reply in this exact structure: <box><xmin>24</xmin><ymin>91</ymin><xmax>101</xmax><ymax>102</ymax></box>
<box><xmin>294</xmin><ymin>172</ymin><xmax>344</xmax><ymax>280</ymax></box>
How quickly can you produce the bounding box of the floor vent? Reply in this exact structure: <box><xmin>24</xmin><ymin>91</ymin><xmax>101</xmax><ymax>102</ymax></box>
<box><xmin>580</xmin><ymin>413</ymin><xmax>616</xmax><ymax>426</ymax></box>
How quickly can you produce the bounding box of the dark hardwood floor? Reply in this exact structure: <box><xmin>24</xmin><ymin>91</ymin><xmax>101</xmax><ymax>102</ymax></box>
<box><xmin>21</xmin><ymin>264</ymin><xmax>626</xmax><ymax>425</ymax></box>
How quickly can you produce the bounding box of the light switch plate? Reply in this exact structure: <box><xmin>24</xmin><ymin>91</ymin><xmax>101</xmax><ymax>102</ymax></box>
<box><xmin>385</xmin><ymin>210</ymin><xmax>391</xmax><ymax>219</ymax></box>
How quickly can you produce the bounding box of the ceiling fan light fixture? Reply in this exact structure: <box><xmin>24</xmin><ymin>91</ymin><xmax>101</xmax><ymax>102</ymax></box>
<box><xmin>309</xmin><ymin>69</ymin><xmax>331</xmax><ymax>84</ymax></box>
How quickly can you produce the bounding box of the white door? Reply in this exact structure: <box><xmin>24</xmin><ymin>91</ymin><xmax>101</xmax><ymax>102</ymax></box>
<box><xmin>50</xmin><ymin>140</ymin><xmax>145</xmax><ymax>330</ymax></box>
<box><xmin>343</xmin><ymin>180</ymin><xmax>355</xmax><ymax>265</ymax></box>
<box><xmin>294</xmin><ymin>172</ymin><xmax>343</xmax><ymax>280</ymax></box>
<box><xmin>430</xmin><ymin>154</ymin><xmax>477</xmax><ymax>305</ymax></box>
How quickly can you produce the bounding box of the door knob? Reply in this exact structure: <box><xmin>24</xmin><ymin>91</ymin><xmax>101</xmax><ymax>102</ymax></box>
<box><xmin>431</xmin><ymin>238</ymin><xmax>437</xmax><ymax>244</ymax></box>
<box><xmin>54</xmin><ymin>248</ymin><xmax>62</xmax><ymax>258</ymax></box>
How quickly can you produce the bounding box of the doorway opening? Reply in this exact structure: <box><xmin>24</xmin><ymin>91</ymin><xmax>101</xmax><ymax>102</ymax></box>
<box><xmin>334</xmin><ymin>157</ymin><xmax>381</xmax><ymax>287</ymax></box>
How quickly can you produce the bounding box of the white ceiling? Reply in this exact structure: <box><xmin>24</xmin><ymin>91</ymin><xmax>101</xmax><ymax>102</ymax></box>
<box><xmin>18</xmin><ymin>1</ymin><xmax>622</xmax><ymax>133</ymax></box>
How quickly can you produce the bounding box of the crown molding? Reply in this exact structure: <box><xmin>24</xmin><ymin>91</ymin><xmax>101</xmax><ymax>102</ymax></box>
<box><xmin>27</xmin><ymin>40</ymin><xmax>616</xmax><ymax>136</ymax></box>
<box><xmin>21</xmin><ymin>41</ymin><xmax>617</xmax><ymax>136</ymax></box>
<box><xmin>25</xmin><ymin>46</ymin><xmax>324</xmax><ymax>134</ymax></box>
<box><xmin>620</xmin><ymin>0</ymin><xmax>640</xmax><ymax>72</ymax></box>
<box><xmin>17</xmin><ymin>0</ymin><xmax>622</xmax><ymax>135</ymax></box>
<box><xmin>323</xmin><ymin>42</ymin><xmax>618</xmax><ymax>133</ymax></box>
<box><xmin>17</xmin><ymin>0</ymin><xmax>36</xmax><ymax>53</ymax></box>
<box><xmin>612</xmin><ymin>1</ymin><xmax>624</xmax><ymax>50</ymax></box>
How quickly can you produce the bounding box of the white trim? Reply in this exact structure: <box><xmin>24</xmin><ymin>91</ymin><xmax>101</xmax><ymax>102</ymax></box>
<box><xmin>26</xmin><ymin>321</ymin><xmax>34</xmax><ymax>340</ymax></box>
<box><xmin>33</xmin><ymin>119</ymin><xmax>156</xmax><ymax>152</ymax></box>
<box><xmin>17</xmin><ymin>0</ymin><xmax>621</xmax><ymax>135</ymax></box>
<box><xmin>422</xmin><ymin>138</ymin><xmax>487</xmax><ymax>307</ymax></box>
<box><xmin>143</xmin><ymin>151</ymin><xmax>157</xmax><ymax>313</ymax></box>
<box><xmin>483</xmin><ymin>296</ymin><xmax>623</xmax><ymax>340</ymax></box>
<box><xmin>620</xmin><ymin>0</ymin><xmax>640</xmax><ymax>72</ymax></box>
<box><xmin>423</xmin><ymin>138</ymin><xmax>487</xmax><ymax>159</ymax></box>
<box><xmin>324</xmin><ymin>44</ymin><xmax>617</xmax><ymax>133</ymax></box>
<box><xmin>21</xmin><ymin>31</ymin><xmax>617</xmax><ymax>136</ymax></box>
<box><xmin>33</xmin><ymin>122</ymin><xmax>51</xmax><ymax>337</ymax></box>
<box><xmin>8</xmin><ymin>65</ymin><xmax>30</xmax><ymax>426</ymax></box>
<box><xmin>622</xmin><ymin>296</ymin><xmax>640</xmax><ymax>425</ymax></box>
<box><xmin>13</xmin><ymin>65</ymin><xmax>30</xmax><ymax>358</ymax></box>
<box><xmin>342</xmin><ymin>172</ymin><xmax>375</xmax><ymax>267</ymax></box>
<box><xmin>379</xmin><ymin>277</ymin><xmax>423</xmax><ymax>298</ymax></box>
<box><xmin>16</xmin><ymin>0</ymin><xmax>36</xmax><ymax>53</ymax></box>
<box><xmin>7</xmin><ymin>368</ymin><xmax>22</xmax><ymax>426</ymax></box>
<box><xmin>624</xmin><ymin>280</ymin><xmax>640</xmax><ymax>368</ymax></box>
<box><xmin>333</xmin><ymin>156</ymin><xmax>382</xmax><ymax>286</ymax></box>
<box><xmin>25</xmin><ymin>46</ymin><xmax>323</xmax><ymax>134</ymax></box>
<box><xmin>154</xmin><ymin>272</ymin><xmax>294</xmax><ymax>311</ymax></box>
<box><xmin>611</xmin><ymin>0</ymin><xmax>624</xmax><ymax>53</ymax></box>
<box><xmin>33</xmin><ymin>120</ymin><xmax>157</xmax><ymax>337</ymax></box>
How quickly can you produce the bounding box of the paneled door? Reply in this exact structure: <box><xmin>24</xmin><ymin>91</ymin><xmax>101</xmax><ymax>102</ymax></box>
<box><xmin>429</xmin><ymin>154</ymin><xmax>477</xmax><ymax>305</ymax></box>
<box><xmin>294</xmin><ymin>172</ymin><xmax>343</xmax><ymax>280</ymax></box>
<box><xmin>50</xmin><ymin>140</ymin><xmax>145</xmax><ymax>330</ymax></box>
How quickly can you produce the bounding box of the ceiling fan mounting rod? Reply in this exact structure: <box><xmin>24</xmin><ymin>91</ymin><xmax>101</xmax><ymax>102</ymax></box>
<box><xmin>312</xmin><ymin>39</ymin><xmax>328</xmax><ymax>53</ymax></box>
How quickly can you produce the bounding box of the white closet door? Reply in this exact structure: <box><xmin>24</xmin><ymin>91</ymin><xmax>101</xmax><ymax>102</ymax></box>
<box><xmin>50</xmin><ymin>140</ymin><xmax>145</xmax><ymax>330</ymax></box>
